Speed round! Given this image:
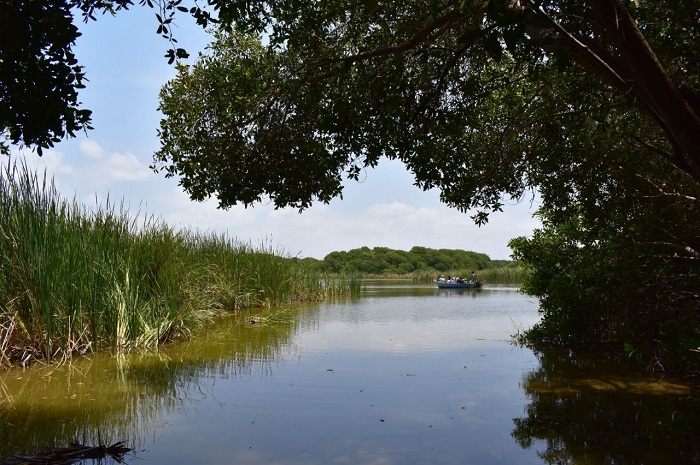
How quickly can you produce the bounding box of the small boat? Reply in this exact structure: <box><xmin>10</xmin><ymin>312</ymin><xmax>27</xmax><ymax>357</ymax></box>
<box><xmin>434</xmin><ymin>279</ymin><xmax>483</xmax><ymax>289</ymax></box>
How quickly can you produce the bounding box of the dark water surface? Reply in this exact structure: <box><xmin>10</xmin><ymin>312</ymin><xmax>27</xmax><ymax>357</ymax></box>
<box><xmin>1</xmin><ymin>282</ymin><xmax>698</xmax><ymax>464</ymax></box>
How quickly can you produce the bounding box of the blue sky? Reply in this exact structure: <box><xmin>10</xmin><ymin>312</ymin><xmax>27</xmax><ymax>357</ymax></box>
<box><xmin>7</xmin><ymin>7</ymin><xmax>540</xmax><ymax>260</ymax></box>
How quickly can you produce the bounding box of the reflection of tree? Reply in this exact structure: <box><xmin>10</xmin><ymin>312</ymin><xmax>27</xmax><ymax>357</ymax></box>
<box><xmin>0</xmin><ymin>305</ymin><xmax>318</xmax><ymax>460</ymax></box>
<box><xmin>512</xmin><ymin>347</ymin><xmax>700</xmax><ymax>465</ymax></box>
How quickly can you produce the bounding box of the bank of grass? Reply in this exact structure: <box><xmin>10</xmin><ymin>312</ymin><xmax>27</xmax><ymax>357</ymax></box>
<box><xmin>0</xmin><ymin>161</ymin><xmax>332</xmax><ymax>368</ymax></box>
<box><xmin>475</xmin><ymin>266</ymin><xmax>525</xmax><ymax>284</ymax></box>
<box><xmin>319</xmin><ymin>273</ymin><xmax>365</xmax><ymax>297</ymax></box>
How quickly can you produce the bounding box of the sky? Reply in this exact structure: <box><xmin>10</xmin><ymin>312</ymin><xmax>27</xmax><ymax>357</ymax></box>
<box><xmin>6</xmin><ymin>7</ymin><xmax>540</xmax><ymax>261</ymax></box>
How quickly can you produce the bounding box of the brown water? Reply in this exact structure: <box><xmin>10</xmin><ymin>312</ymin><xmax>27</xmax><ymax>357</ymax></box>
<box><xmin>1</xmin><ymin>282</ymin><xmax>698</xmax><ymax>464</ymax></box>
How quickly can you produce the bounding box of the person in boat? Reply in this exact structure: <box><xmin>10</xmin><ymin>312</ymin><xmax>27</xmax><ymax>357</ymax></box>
<box><xmin>470</xmin><ymin>271</ymin><xmax>476</xmax><ymax>282</ymax></box>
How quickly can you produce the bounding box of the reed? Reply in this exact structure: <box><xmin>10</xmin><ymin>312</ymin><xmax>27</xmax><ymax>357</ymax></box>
<box><xmin>477</xmin><ymin>266</ymin><xmax>525</xmax><ymax>284</ymax></box>
<box><xmin>0</xmin><ymin>160</ymin><xmax>329</xmax><ymax>368</ymax></box>
<box><xmin>319</xmin><ymin>273</ymin><xmax>365</xmax><ymax>298</ymax></box>
<box><xmin>381</xmin><ymin>268</ymin><xmax>525</xmax><ymax>285</ymax></box>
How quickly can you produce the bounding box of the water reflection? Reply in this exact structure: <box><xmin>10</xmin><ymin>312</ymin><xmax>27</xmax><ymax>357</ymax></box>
<box><xmin>0</xmin><ymin>305</ymin><xmax>316</xmax><ymax>460</ymax></box>
<box><xmin>434</xmin><ymin>287</ymin><xmax>483</xmax><ymax>298</ymax></box>
<box><xmin>513</xmin><ymin>347</ymin><xmax>700</xmax><ymax>464</ymax></box>
<box><xmin>2</xmin><ymin>286</ymin><xmax>697</xmax><ymax>465</ymax></box>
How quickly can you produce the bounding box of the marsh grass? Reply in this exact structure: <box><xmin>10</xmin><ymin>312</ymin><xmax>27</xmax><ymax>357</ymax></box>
<box><xmin>0</xmin><ymin>160</ymin><xmax>327</xmax><ymax>368</ymax></box>
<box><xmin>319</xmin><ymin>273</ymin><xmax>365</xmax><ymax>298</ymax></box>
<box><xmin>477</xmin><ymin>266</ymin><xmax>525</xmax><ymax>284</ymax></box>
<box><xmin>394</xmin><ymin>268</ymin><xmax>525</xmax><ymax>285</ymax></box>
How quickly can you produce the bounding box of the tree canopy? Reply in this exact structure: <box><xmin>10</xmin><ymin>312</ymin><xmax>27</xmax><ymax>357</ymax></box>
<box><xmin>0</xmin><ymin>0</ymin><xmax>213</xmax><ymax>155</ymax></box>
<box><xmin>155</xmin><ymin>0</ymin><xmax>700</xmax><ymax>221</ymax></box>
<box><xmin>316</xmin><ymin>246</ymin><xmax>496</xmax><ymax>275</ymax></box>
<box><xmin>1</xmin><ymin>0</ymin><xmax>89</xmax><ymax>155</ymax></box>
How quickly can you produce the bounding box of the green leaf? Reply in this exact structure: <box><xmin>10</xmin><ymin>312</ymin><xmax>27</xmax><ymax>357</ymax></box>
<box><xmin>458</xmin><ymin>28</ymin><xmax>486</xmax><ymax>46</ymax></box>
<box><xmin>485</xmin><ymin>32</ymin><xmax>503</xmax><ymax>61</ymax></box>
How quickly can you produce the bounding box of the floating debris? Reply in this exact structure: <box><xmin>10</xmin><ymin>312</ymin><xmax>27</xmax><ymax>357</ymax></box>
<box><xmin>1</xmin><ymin>442</ymin><xmax>131</xmax><ymax>465</ymax></box>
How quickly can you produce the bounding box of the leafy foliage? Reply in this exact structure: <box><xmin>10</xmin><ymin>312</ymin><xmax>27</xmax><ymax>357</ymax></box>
<box><xmin>155</xmin><ymin>0</ymin><xmax>700</xmax><ymax>220</ymax></box>
<box><xmin>315</xmin><ymin>246</ymin><xmax>494</xmax><ymax>275</ymax></box>
<box><xmin>5</xmin><ymin>1</ymin><xmax>700</xmax><ymax>371</ymax></box>
<box><xmin>1</xmin><ymin>0</ymin><xmax>91</xmax><ymax>155</ymax></box>
<box><xmin>510</xmin><ymin>152</ymin><xmax>700</xmax><ymax>374</ymax></box>
<box><xmin>0</xmin><ymin>0</ymin><xmax>214</xmax><ymax>155</ymax></box>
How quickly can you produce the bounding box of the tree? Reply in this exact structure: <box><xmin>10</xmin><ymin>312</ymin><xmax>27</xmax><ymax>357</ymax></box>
<box><xmin>317</xmin><ymin>246</ymin><xmax>496</xmax><ymax>275</ymax></box>
<box><xmin>155</xmin><ymin>0</ymin><xmax>700</xmax><ymax>220</ymax></box>
<box><xmin>6</xmin><ymin>1</ymin><xmax>699</xmax><ymax>368</ymax></box>
<box><xmin>1</xmin><ymin>0</ymin><xmax>90</xmax><ymax>155</ymax></box>
<box><xmin>509</xmin><ymin>147</ymin><xmax>700</xmax><ymax>373</ymax></box>
<box><xmin>0</xmin><ymin>0</ymin><xmax>213</xmax><ymax>155</ymax></box>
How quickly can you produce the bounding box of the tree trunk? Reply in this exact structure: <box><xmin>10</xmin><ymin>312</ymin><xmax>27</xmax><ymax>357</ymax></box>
<box><xmin>585</xmin><ymin>0</ymin><xmax>700</xmax><ymax>181</ymax></box>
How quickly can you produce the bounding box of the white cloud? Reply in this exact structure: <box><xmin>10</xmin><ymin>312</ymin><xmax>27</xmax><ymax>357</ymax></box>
<box><xmin>70</xmin><ymin>140</ymin><xmax>152</xmax><ymax>185</ymax></box>
<box><xmin>101</xmin><ymin>151</ymin><xmax>151</xmax><ymax>182</ymax></box>
<box><xmin>80</xmin><ymin>139</ymin><xmax>104</xmax><ymax>159</ymax></box>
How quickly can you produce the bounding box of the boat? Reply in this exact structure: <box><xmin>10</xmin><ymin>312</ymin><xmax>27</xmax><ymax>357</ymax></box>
<box><xmin>434</xmin><ymin>279</ymin><xmax>483</xmax><ymax>289</ymax></box>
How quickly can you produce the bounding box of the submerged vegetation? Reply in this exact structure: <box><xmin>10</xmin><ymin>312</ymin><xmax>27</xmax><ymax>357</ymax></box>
<box><xmin>0</xmin><ymin>161</ymin><xmax>336</xmax><ymax>368</ymax></box>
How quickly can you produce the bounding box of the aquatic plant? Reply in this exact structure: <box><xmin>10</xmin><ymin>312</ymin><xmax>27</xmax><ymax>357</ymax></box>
<box><xmin>476</xmin><ymin>266</ymin><xmax>525</xmax><ymax>284</ymax></box>
<box><xmin>318</xmin><ymin>273</ymin><xmax>365</xmax><ymax>298</ymax></box>
<box><xmin>0</xmin><ymin>160</ymin><xmax>328</xmax><ymax>368</ymax></box>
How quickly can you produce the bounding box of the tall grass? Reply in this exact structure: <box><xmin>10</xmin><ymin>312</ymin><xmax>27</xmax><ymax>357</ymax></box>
<box><xmin>319</xmin><ymin>273</ymin><xmax>365</xmax><ymax>298</ymax></box>
<box><xmin>477</xmin><ymin>266</ymin><xmax>525</xmax><ymax>284</ymax></box>
<box><xmin>0</xmin><ymin>160</ymin><xmax>327</xmax><ymax>368</ymax></box>
<box><xmin>412</xmin><ymin>267</ymin><xmax>524</xmax><ymax>284</ymax></box>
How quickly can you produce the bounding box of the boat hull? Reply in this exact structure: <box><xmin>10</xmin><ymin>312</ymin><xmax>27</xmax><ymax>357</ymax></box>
<box><xmin>434</xmin><ymin>279</ymin><xmax>483</xmax><ymax>289</ymax></box>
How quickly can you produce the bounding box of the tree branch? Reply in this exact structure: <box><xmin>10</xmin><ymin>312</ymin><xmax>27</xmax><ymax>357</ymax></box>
<box><xmin>321</xmin><ymin>8</ymin><xmax>463</xmax><ymax>71</ymax></box>
<box><xmin>587</xmin><ymin>0</ymin><xmax>700</xmax><ymax>180</ymax></box>
<box><xmin>633</xmin><ymin>241</ymin><xmax>699</xmax><ymax>259</ymax></box>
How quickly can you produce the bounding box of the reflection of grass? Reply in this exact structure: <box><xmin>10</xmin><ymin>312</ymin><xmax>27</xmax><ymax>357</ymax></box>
<box><xmin>247</xmin><ymin>306</ymin><xmax>297</xmax><ymax>326</ymax></box>
<box><xmin>0</xmin><ymin>356</ymin><xmax>155</xmax><ymax>459</ymax></box>
<box><xmin>0</xmin><ymin>160</ymin><xmax>331</xmax><ymax>368</ymax></box>
<box><xmin>0</xmin><ymin>303</ymin><xmax>312</xmax><ymax>459</ymax></box>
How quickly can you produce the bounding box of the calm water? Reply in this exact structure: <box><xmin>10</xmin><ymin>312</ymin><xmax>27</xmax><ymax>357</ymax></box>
<box><xmin>1</xmin><ymin>282</ymin><xmax>698</xmax><ymax>464</ymax></box>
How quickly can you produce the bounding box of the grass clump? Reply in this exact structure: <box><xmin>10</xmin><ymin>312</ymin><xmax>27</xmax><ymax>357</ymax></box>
<box><xmin>318</xmin><ymin>273</ymin><xmax>365</xmax><ymax>298</ymax></box>
<box><xmin>0</xmin><ymin>160</ymin><xmax>326</xmax><ymax>368</ymax></box>
<box><xmin>476</xmin><ymin>266</ymin><xmax>525</xmax><ymax>284</ymax></box>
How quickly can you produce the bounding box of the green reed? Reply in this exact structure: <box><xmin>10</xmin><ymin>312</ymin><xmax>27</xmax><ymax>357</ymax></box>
<box><xmin>319</xmin><ymin>273</ymin><xmax>365</xmax><ymax>298</ymax></box>
<box><xmin>476</xmin><ymin>266</ymin><xmax>525</xmax><ymax>284</ymax></box>
<box><xmin>411</xmin><ymin>267</ymin><xmax>524</xmax><ymax>284</ymax></box>
<box><xmin>0</xmin><ymin>160</ymin><xmax>328</xmax><ymax>368</ymax></box>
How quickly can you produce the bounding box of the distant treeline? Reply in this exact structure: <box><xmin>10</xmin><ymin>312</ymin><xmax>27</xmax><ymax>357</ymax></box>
<box><xmin>301</xmin><ymin>246</ymin><xmax>514</xmax><ymax>275</ymax></box>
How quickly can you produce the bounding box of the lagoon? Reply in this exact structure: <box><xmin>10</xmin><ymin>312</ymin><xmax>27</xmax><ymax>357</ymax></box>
<box><xmin>1</xmin><ymin>282</ymin><xmax>697</xmax><ymax>464</ymax></box>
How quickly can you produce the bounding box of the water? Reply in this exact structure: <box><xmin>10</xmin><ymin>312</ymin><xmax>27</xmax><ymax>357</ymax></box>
<box><xmin>1</xmin><ymin>282</ymin><xmax>698</xmax><ymax>464</ymax></box>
